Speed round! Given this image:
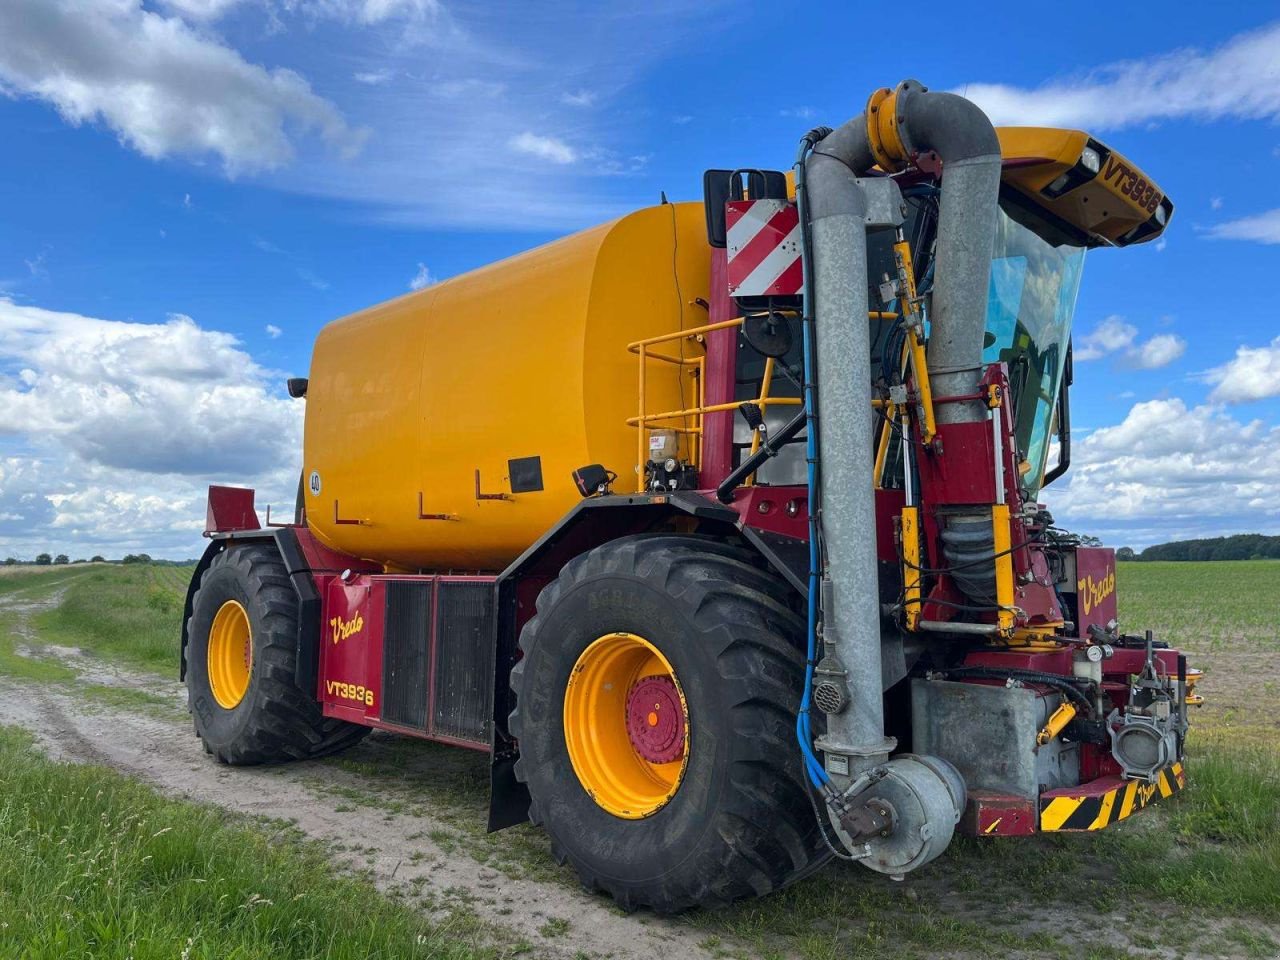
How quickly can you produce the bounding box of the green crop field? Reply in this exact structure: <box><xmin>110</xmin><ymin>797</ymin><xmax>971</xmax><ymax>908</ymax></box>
<box><xmin>0</xmin><ymin>560</ymin><xmax>1275</xmax><ymax>959</ymax></box>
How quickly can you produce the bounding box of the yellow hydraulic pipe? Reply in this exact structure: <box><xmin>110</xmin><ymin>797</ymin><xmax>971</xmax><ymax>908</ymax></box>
<box><xmin>748</xmin><ymin>356</ymin><xmax>776</xmax><ymax>460</ymax></box>
<box><xmin>873</xmin><ymin>401</ymin><xmax>897</xmax><ymax>488</ymax></box>
<box><xmin>628</xmin><ymin>397</ymin><xmax>801</xmax><ymax>426</ymax></box>
<box><xmin>992</xmin><ymin>503</ymin><xmax>1016</xmax><ymax>634</ymax></box>
<box><xmin>892</xmin><ymin>237</ymin><xmax>938</xmax><ymax>446</ymax></box>
<box><xmin>902</xmin><ymin>505</ymin><xmax>922</xmax><ymax>631</ymax></box>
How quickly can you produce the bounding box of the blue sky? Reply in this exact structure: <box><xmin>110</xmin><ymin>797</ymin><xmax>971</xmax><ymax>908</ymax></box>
<box><xmin>1</xmin><ymin>0</ymin><xmax>1278</xmax><ymax>559</ymax></box>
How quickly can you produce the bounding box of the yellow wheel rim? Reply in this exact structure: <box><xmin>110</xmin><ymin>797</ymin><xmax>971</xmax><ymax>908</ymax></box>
<box><xmin>563</xmin><ymin>632</ymin><xmax>689</xmax><ymax>819</ymax></box>
<box><xmin>208</xmin><ymin>599</ymin><xmax>253</xmax><ymax>710</ymax></box>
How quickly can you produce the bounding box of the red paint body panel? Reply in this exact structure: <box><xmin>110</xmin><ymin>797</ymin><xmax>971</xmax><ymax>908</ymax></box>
<box><xmin>295</xmin><ymin>526</ymin><xmax>380</xmax><ymax>575</ymax></box>
<box><xmin>1080</xmin><ymin>744</ymin><xmax>1123</xmax><ymax>782</ymax></box>
<box><xmin>1041</xmin><ymin>774</ymin><xmax>1129</xmax><ymax>801</ymax></box>
<box><xmin>1104</xmin><ymin>647</ymin><xmax>1181</xmax><ymax>679</ymax></box>
<box><xmin>701</xmin><ymin>248</ymin><xmax>737</xmax><ymax>488</ymax></box>
<box><xmin>725</xmin><ymin>485</ymin><xmax>809</xmax><ymax>539</ymax></box>
<box><xmin>874</xmin><ymin>487</ymin><xmax>906</xmax><ymax>564</ymax></box>
<box><xmin>205</xmin><ymin>485</ymin><xmax>260</xmax><ymax>535</ymax></box>
<box><xmin>314</xmin><ymin>570</ymin><xmax>495</xmax><ymax>750</ymax></box>
<box><xmin>1074</xmin><ymin>546</ymin><xmax>1118</xmax><ymax>632</ymax></box>
<box><xmin>318</xmin><ymin>575</ymin><xmax>383</xmax><ymax>722</ymax></box>
<box><xmin>916</xmin><ymin>421</ymin><xmax>998</xmax><ymax>505</ymax></box>
<box><xmin>964</xmin><ymin>792</ymin><xmax>1038</xmax><ymax>837</ymax></box>
<box><xmin>965</xmin><ymin>648</ymin><xmax>1073</xmax><ymax>674</ymax></box>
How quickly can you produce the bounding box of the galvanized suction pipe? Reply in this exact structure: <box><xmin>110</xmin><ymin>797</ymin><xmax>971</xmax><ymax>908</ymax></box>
<box><xmin>803</xmin><ymin>80</ymin><xmax>1003</xmax><ymax>787</ymax></box>
<box><xmin>896</xmin><ymin>84</ymin><xmax>1003</xmax><ymax>425</ymax></box>
<box><xmin>806</xmin><ymin>153</ymin><xmax>896</xmax><ymax>784</ymax></box>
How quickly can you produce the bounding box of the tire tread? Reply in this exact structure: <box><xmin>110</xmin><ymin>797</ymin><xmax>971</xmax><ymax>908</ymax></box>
<box><xmin>509</xmin><ymin>534</ymin><xmax>828</xmax><ymax>913</ymax></box>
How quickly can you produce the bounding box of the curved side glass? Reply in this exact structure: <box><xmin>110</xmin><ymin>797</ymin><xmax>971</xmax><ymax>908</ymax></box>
<box><xmin>983</xmin><ymin>205</ymin><xmax>1086</xmax><ymax>496</ymax></box>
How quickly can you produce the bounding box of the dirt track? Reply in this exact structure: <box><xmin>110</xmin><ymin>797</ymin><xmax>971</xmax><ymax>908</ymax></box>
<box><xmin>5</xmin><ymin>578</ymin><xmax>1279</xmax><ymax>960</ymax></box>
<box><xmin>0</xmin><ymin>584</ymin><xmax>716</xmax><ymax>960</ymax></box>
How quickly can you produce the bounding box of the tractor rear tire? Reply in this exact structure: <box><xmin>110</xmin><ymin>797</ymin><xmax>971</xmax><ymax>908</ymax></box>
<box><xmin>186</xmin><ymin>543</ymin><xmax>368</xmax><ymax>764</ymax></box>
<box><xmin>509</xmin><ymin>534</ymin><xmax>830</xmax><ymax>913</ymax></box>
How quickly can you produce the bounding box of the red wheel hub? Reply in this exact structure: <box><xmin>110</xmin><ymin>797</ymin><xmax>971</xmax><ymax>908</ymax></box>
<box><xmin>626</xmin><ymin>675</ymin><xmax>685</xmax><ymax>764</ymax></box>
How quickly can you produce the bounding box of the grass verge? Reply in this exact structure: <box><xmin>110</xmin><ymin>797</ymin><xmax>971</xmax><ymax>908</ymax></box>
<box><xmin>32</xmin><ymin>564</ymin><xmax>189</xmax><ymax>676</ymax></box>
<box><xmin>0</xmin><ymin>725</ymin><xmax>509</xmax><ymax>960</ymax></box>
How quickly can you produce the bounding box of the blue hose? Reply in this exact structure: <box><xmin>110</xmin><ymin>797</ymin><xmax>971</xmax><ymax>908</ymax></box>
<box><xmin>794</xmin><ymin>143</ymin><xmax>830</xmax><ymax>790</ymax></box>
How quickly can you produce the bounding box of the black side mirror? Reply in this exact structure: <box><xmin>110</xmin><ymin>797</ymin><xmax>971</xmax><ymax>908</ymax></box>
<box><xmin>702</xmin><ymin>169</ymin><xmax>789</xmax><ymax>247</ymax></box>
<box><xmin>287</xmin><ymin>378</ymin><xmax>308</xmax><ymax>398</ymax></box>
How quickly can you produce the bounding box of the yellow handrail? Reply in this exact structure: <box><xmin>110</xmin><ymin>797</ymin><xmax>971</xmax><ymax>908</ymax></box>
<box><xmin>632</xmin><ymin>311</ymin><xmax>897</xmax><ymax>492</ymax></box>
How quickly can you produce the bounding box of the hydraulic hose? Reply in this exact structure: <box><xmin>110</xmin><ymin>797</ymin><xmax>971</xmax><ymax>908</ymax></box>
<box><xmin>941</xmin><ymin>666</ymin><xmax>1095</xmax><ymax>715</ymax></box>
<box><xmin>715</xmin><ymin>408</ymin><xmax>806</xmax><ymax>504</ymax></box>
<box><xmin>795</xmin><ymin>128</ymin><xmax>831</xmax><ymax>789</ymax></box>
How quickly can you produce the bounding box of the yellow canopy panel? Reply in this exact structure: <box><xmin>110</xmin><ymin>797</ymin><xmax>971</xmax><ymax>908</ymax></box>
<box><xmin>997</xmin><ymin>127</ymin><xmax>1173</xmax><ymax>248</ymax></box>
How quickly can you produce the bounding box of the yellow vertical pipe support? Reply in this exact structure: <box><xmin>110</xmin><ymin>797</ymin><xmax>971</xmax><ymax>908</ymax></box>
<box><xmin>906</xmin><ymin>332</ymin><xmax>936</xmax><ymax>444</ymax></box>
<box><xmin>991</xmin><ymin>503</ymin><xmax>1016</xmax><ymax>633</ymax></box>
<box><xmin>693</xmin><ymin>356</ymin><xmax>705</xmax><ymax>470</ymax></box>
<box><xmin>748</xmin><ymin>356</ymin><xmax>776</xmax><ymax>460</ymax></box>
<box><xmin>637</xmin><ymin>343</ymin><xmax>647</xmax><ymax>493</ymax></box>
<box><xmin>892</xmin><ymin>239</ymin><xmax>938</xmax><ymax>446</ymax></box>
<box><xmin>874</xmin><ymin>402</ymin><xmax>896</xmax><ymax>488</ymax></box>
<box><xmin>902</xmin><ymin>505</ymin><xmax>921</xmax><ymax>631</ymax></box>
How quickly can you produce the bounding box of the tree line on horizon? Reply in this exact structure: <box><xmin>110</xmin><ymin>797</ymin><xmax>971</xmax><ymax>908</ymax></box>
<box><xmin>1</xmin><ymin>554</ymin><xmax>195</xmax><ymax>567</ymax></box>
<box><xmin>1117</xmin><ymin>534</ymin><xmax>1280</xmax><ymax>562</ymax></box>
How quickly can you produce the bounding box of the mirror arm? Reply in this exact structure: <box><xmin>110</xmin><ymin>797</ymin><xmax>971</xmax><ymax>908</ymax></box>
<box><xmin>1043</xmin><ymin>341</ymin><xmax>1072</xmax><ymax>487</ymax></box>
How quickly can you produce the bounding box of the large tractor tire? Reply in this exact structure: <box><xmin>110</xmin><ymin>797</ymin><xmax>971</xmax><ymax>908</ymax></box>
<box><xmin>510</xmin><ymin>534</ymin><xmax>829</xmax><ymax>913</ymax></box>
<box><xmin>186</xmin><ymin>543</ymin><xmax>367</xmax><ymax>764</ymax></box>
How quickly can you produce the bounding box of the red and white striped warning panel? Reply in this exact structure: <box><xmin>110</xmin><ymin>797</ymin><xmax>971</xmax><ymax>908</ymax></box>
<box><xmin>726</xmin><ymin>199</ymin><xmax>802</xmax><ymax>298</ymax></box>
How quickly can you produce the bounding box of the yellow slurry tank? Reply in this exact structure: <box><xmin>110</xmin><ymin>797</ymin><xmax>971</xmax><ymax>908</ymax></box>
<box><xmin>303</xmin><ymin>202</ymin><xmax>709</xmax><ymax>571</ymax></box>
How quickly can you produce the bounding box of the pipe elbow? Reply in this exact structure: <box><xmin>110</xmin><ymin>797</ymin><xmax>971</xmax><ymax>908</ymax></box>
<box><xmin>865</xmin><ymin>79</ymin><xmax>1000</xmax><ymax>172</ymax></box>
<box><xmin>900</xmin><ymin>87</ymin><xmax>1000</xmax><ymax>165</ymax></box>
<box><xmin>804</xmin><ymin>150</ymin><xmax>868</xmax><ymax>221</ymax></box>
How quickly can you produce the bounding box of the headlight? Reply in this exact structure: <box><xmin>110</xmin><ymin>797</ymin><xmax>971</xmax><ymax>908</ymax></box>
<box><xmin>1080</xmin><ymin>146</ymin><xmax>1101</xmax><ymax>174</ymax></box>
<box><xmin>1154</xmin><ymin>203</ymin><xmax>1168</xmax><ymax>226</ymax></box>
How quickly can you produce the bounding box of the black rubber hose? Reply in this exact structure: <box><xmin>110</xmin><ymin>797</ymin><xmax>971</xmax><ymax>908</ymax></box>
<box><xmin>941</xmin><ymin>666</ymin><xmax>1095</xmax><ymax>715</ymax></box>
<box><xmin>715</xmin><ymin>407</ymin><xmax>807</xmax><ymax>504</ymax></box>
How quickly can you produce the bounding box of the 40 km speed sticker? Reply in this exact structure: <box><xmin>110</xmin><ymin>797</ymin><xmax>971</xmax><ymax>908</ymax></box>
<box><xmin>308</xmin><ymin>470</ymin><xmax>322</xmax><ymax>496</ymax></box>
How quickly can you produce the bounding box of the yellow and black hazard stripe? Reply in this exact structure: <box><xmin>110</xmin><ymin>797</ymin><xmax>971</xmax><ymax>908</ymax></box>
<box><xmin>1040</xmin><ymin>762</ymin><xmax>1185</xmax><ymax>832</ymax></box>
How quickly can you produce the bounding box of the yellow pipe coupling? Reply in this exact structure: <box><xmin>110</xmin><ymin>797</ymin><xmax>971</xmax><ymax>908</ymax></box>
<box><xmin>865</xmin><ymin>81</ymin><xmax>914</xmax><ymax>173</ymax></box>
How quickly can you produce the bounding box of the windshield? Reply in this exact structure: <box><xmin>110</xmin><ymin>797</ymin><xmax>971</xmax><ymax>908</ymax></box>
<box><xmin>982</xmin><ymin>203</ymin><xmax>1085</xmax><ymax>495</ymax></box>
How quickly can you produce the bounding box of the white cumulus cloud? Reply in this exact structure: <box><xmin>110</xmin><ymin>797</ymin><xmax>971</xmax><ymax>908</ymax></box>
<box><xmin>0</xmin><ymin>298</ymin><xmax>302</xmax><ymax>558</ymax></box>
<box><xmin>1075</xmin><ymin>316</ymin><xmax>1137</xmax><ymax>361</ymax></box>
<box><xmin>1047</xmin><ymin>398</ymin><xmax>1280</xmax><ymax>547</ymax></box>
<box><xmin>0</xmin><ymin>299</ymin><xmax>301</xmax><ymax>476</ymax></box>
<box><xmin>1127</xmin><ymin>333</ymin><xmax>1186</xmax><ymax>370</ymax></box>
<box><xmin>163</xmin><ymin>0</ymin><xmax>437</xmax><ymax>24</ymax></box>
<box><xmin>354</xmin><ymin>69</ymin><xmax>393</xmax><ymax>86</ymax></box>
<box><xmin>1073</xmin><ymin>316</ymin><xmax>1184</xmax><ymax>370</ymax></box>
<box><xmin>289</xmin><ymin>0</ymin><xmax>439</xmax><ymax>25</ymax></box>
<box><xmin>1204</xmin><ymin>208</ymin><xmax>1280</xmax><ymax>245</ymax></box>
<box><xmin>158</xmin><ymin>0</ymin><xmax>248</xmax><ymax>20</ymax></box>
<box><xmin>0</xmin><ymin>0</ymin><xmax>363</xmax><ymax>175</ymax></box>
<box><xmin>509</xmin><ymin>132</ymin><xmax>577</xmax><ymax>165</ymax></box>
<box><xmin>408</xmin><ymin>263</ymin><xmax>435</xmax><ymax>290</ymax></box>
<box><xmin>961</xmin><ymin>20</ymin><xmax>1280</xmax><ymax>130</ymax></box>
<box><xmin>1204</xmin><ymin>337</ymin><xmax>1280</xmax><ymax>404</ymax></box>
<box><xmin>265</xmin><ymin>323</ymin><xmax>283</xmax><ymax>338</ymax></box>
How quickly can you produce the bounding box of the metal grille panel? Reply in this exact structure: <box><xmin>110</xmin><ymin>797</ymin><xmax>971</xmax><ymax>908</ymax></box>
<box><xmin>432</xmin><ymin>581</ymin><xmax>495</xmax><ymax>743</ymax></box>
<box><xmin>381</xmin><ymin>580</ymin><xmax>431</xmax><ymax>729</ymax></box>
